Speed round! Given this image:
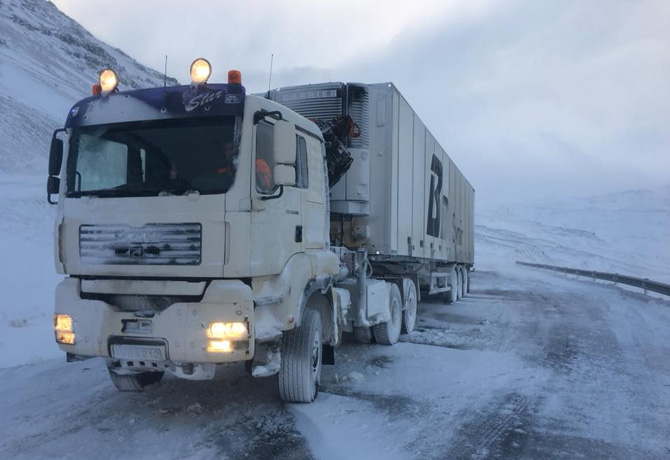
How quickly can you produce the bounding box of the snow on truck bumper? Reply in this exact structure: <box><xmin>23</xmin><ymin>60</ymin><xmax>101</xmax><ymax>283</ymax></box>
<box><xmin>54</xmin><ymin>278</ymin><xmax>255</xmax><ymax>367</ymax></box>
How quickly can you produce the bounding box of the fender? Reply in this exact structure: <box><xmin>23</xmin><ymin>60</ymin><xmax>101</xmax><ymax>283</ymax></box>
<box><xmin>252</xmin><ymin>250</ymin><xmax>339</xmax><ymax>339</ymax></box>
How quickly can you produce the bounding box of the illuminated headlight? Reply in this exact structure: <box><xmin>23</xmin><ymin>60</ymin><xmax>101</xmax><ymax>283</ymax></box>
<box><xmin>190</xmin><ymin>58</ymin><xmax>211</xmax><ymax>85</ymax></box>
<box><xmin>99</xmin><ymin>68</ymin><xmax>118</xmax><ymax>95</ymax></box>
<box><xmin>54</xmin><ymin>314</ymin><xmax>75</xmax><ymax>345</ymax></box>
<box><xmin>207</xmin><ymin>340</ymin><xmax>232</xmax><ymax>353</ymax></box>
<box><xmin>207</xmin><ymin>322</ymin><xmax>247</xmax><ymax>340</ymax></box>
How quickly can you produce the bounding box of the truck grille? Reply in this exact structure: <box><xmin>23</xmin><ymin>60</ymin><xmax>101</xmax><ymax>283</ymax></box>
<box><xmin>275</xmin><ymin>87</ymin><xmax>343</xmax><ymax>120</ymax></box>
<box><xmin>80</xmin><ymin>223</ymin><xmax>202</xmax><ymax>265</ymax></box>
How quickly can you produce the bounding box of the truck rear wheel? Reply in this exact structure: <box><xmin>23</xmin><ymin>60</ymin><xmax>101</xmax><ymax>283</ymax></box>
<box><xmin>373</xmin><ymin>283</ymin><xmax>402</xmax><ymax>345</ymax></box>
<box><xmin>456</xmin><ymin>268</ymin><xmax>463</xmax><ymax>300</ymax></box>
<box><xmin>401</xmin><ymin>278</ymin><xmax>418</xmax><ymax>334</ymax></box>
<box><xmin>462</xmin><ymin>268</ymin><xmax>469</xmax><ymax>296</ymax></box>
<box><xmin>278</xmin><ymin>308</ymin><xmax>322</xmax><ymax>403</ymax></box>
<box><xmin>108</xmin><ymin>369</ymin><xmax>164</xmax><ymax>391</ymax></box>
<box><xmin>445</xmin><ymin>268</ymin><xmax>457</xmax><ymax>304</ymax></box>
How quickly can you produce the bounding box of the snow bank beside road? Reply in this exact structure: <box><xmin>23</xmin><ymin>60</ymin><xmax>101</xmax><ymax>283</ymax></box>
<box><xmin>0</xmin><ymin>175</ymin><xmax>61</xmax><ymax>368</ymax></box>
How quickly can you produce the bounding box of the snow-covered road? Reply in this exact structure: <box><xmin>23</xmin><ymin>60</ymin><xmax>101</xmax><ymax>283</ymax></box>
<box><xmin>2</xmin><ymin>267</ymin><xmax>668</xmax><ymax>460</ymax></box>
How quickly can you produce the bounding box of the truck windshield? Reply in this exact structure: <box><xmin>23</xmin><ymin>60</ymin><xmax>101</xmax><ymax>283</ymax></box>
<box><xmin>65</xmin><ymin>116</ymin><xmax>240</xmax><ymax>197</ymax></box>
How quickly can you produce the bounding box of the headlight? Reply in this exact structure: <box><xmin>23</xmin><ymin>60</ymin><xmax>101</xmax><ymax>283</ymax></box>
<box><xmin>54</xmin><ymin>314</ymin><xmax>75</xmax><ymax>345</ymax></box>
<box><xmin>207</xmin><ymin>322</ymin><xmax>247</xmax><ymax>339</ymax></box>
<box><xmin>190</xmin><ymin>58</ymin><xmax>211</xmax><ymax>85</ymax></box>
<box><xmin>99</xmin><ymin>68</ymin><xmax>118</xmax><ymax>95</ymax></box>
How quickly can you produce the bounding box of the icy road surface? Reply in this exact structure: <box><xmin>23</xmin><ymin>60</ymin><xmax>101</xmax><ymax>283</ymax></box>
<box><xmin>1</xmin><ymin>268</ymin><xmax>669</xmax><ymax>460</ymax></box>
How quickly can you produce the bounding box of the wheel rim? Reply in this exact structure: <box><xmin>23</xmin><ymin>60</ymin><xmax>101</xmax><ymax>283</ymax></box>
<box><xmin>392</xmin><ymin>297</ymin><xmax>401</xmax><ymax>329</ymax></box>
<box><xmin>406</xmin><ymin>289</ymin><xmax>417</xmax><ymax>329</ymax></box>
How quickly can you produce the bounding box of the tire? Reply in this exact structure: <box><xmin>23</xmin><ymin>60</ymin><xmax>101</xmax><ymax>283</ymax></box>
<box><xmin>108</xmin><ymin>369</ymin><xmax>164</xmax><ymax>392</ymax></box>
<box><xmin>401</xmin><ymin>278</ymin><xmax>418</xmax><ymax>334</ymax></box>
<box><xmin>456</xmin><ymin>267</ymin><xmax>463</xmax><ymax>300</ymax></box>
<box><xmin>462</xmin><ymin>268</ymin><xmax>469</xmax><ymax>296</ymax></box>
<box><xmin>354</xmin><ymin>326</ymin><xmax>374</xmax><ymax>344</ymax></box>
<box><xmin>373</xmin><ymin>283</ymin><xmax>402</xmax><ymax>345</ymax></box>
<box><xmin>445</xmin><ymin>268</ymin><xmax>457</xmax><ymax>304</ymax></box>
<box><xmin>278</xmin><ymin>308</ymin><xmax>322</xmax><ymax>403</ymax></box>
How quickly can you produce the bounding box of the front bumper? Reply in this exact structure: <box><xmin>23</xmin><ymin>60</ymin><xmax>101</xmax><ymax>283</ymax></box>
<box><xmin>54</xmin><ymin>278</ymin><xmax>255</xmax><ymax>364</ymax></box>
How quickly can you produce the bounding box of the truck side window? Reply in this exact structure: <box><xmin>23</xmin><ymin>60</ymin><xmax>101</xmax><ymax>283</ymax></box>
<box><xmin>296</xmin><ymin>135</ymin><xmax>308</xmax><ymax>189</ymax></box>
<box><xmin>255</xmin><ymin>122</ymin><xmax>275</xmax><ymax>194</ymax></box>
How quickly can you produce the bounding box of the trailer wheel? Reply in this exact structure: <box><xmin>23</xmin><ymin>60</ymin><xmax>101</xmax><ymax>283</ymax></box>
<box><xmin>354</xmin><ymin>326</ymin><xmax>374</xmax><ymax>344</ymax></box>
<box><xmin>456</xmin><ymin>268</ymin><xmax>463</xmax><ymax>300</ymax></box>
<box><xmin>373</xmin><ymin>283</ymin><xmax>402</xmax><ymax>345</ymax></box>
<box><xmin>278</xmin><ymin>308</ymin><xmax>322</xmax><ymax>403</ymax></box>
<box><xmin>108</xmin><ymin>370</ymin><xmax>164</xmax><ymax>392</ymax></box>
<box><xmin>445</xmin><ymin>268</ymin><xmax>457</xmax><ymax>304</ymax></box>
<box><xmin>462</xmin><ymin>268</ymin><xmax>469</xmax><ymax>296</ymax></box>
<box><xmin>401</xmin><ymin>278</ymin><xmax>418</xmax><ymax>334</ymax></box>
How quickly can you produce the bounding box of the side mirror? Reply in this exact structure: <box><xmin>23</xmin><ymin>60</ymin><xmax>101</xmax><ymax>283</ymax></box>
<box><xmin>47</xmin><ymin>176</ymin><xmax>60</xmax><ymax>205</ymax></box>
<box><xmin>49</xmin><ymin>132</ymin><xmax>64</xmax><ymax>176</ymax></box>
<box><xmin>48</xmin><ymin>129</ymin><xmax>66</xmax><ymax>205</ymax></box>
<box><xmin>274</xmin><ymin>164</ymin><xmax>297</xmax><ymax>187</ymax></box>
<box><xmin>274</xmin><ymin>120</ymin><xmax>297</xmax><ymax>165</ymax></box>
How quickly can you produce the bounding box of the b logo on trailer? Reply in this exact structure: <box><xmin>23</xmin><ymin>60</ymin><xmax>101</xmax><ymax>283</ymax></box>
<box><xmin>426</xmin><ymin>154</ymin><xmax>443</xmax><ymax>238</ymax></box>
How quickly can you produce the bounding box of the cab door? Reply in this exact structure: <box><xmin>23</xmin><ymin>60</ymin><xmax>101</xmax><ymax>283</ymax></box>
<box><xmin>298</xmin><ymin>134</ymin><xmax>326</xmax><ymax>250</ymax></box>
<box><xmin>249</xmin><ymin>118</ymin><xmax>302</xmax><ymax>276</ymax></box>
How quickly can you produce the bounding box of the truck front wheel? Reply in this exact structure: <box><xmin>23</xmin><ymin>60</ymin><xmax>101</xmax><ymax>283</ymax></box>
<box><xmin>108</xmin><ymin>369</ymin><xmax>164</xmax><ymax>391</ymax></box>
<box><xmin>373</xmin><ymin>283</ymin><xmax>402</xmax><ymax>345</ymax></box>
<box><xmin>278</xmin><ymin>308</ymin><xmax>322</xmax><ymax>403</ymax></box>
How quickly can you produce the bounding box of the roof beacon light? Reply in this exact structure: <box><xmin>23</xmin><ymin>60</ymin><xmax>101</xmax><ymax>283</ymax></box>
<box><xmin>99</xmin><ymin>68</ymin><xmax>118</xmax><ymax>96</ymax></box>
<box><xmin>190</xmin><ymin>58</ymin><xmax>211</xmax><ymax>85</ymax></box>
<box><xmin>228</xmin><ymin>70</ymin><xmax>242</xmax><ymax>85</ymax></box>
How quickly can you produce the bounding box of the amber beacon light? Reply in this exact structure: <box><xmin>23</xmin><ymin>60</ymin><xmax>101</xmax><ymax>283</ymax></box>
<box><xmin>228</xmin><ymin>70</ymin><xmax>242</xmax><ymax>85</ymax></box>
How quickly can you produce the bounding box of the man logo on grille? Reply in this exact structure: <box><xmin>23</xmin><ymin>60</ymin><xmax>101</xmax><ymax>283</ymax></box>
<box><xmin>129</xmin><ymin>246</ymin><xmax>145</xmax><ymax>257</ymax></box>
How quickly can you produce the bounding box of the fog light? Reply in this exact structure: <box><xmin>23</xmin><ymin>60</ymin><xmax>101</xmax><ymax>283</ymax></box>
<box><xmin>56</xmin><ymin>331</ymin><xmax>75</xmax><ymax>345</ymax></box>
<box><xmin>207</xmin><ymin>322</ymin><xmax>247</xmax><ymax>339</ymax></box>
<box><xmin>54</xmin><ymin>314</ymin><xmax>75</xmax><ymax>344</ymax></box>
<box><xmin>207</xmin><ymin>340</ymin><xmax>232</xmax><ymax>353</ymax></box>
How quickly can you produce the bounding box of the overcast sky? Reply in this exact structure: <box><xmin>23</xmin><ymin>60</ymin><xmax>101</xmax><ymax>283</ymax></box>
<box><xmin>51</xmin><ymin>0</ymin><xmax>669</xmax><ymax>205</ymax></box>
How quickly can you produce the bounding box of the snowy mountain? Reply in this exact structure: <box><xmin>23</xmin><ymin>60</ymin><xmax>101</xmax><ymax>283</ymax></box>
<box><xmin>0</xmin><ymin>0</ymin><xmax>178</xmax><ymax>175</ymax></box>
<box><xmin>477</xmin><ymin>185</ymin><xmax>670</xmax><ymax>282</ymax></box>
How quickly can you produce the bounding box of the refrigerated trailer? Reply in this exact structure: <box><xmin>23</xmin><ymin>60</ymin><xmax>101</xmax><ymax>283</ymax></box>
<box><xmin>47</xmin><ymin>61</ymin><xmax>474</xmax><ymax>402</ymax></box>
<box><xmin>268</xmin><ymin>82</ymin><xmax>475</xmax><ymax>299</ymax></box>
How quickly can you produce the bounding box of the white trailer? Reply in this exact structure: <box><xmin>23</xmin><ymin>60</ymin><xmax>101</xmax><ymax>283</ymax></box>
<box><xmin>47</xmin><ymin>61</ymin><xmax>474</xmax><ymax>403</ymax></box>
<box><xmin>269</xmin><ymin>82</ymin><xmax>475</xmax><ymax>303</ymax></box>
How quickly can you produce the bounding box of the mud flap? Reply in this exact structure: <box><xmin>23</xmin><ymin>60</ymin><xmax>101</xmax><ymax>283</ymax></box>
<box><xmin>322</xmin><ymin>344</ymin><xmax>335</xmax><ymax>365</ymax></box>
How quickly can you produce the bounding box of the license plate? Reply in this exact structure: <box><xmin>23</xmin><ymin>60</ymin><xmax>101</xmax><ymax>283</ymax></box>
<box><xmin>111</xmin><ymin>344</ymin><xmax>166</xmax><ymax>361</ymax></box>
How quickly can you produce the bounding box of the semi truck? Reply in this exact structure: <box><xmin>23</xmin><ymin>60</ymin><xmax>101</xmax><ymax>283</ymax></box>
<box><xmin>47</xmin><ymin>59</ymin><xmax>475</xmax><ymax>402</ymax></box>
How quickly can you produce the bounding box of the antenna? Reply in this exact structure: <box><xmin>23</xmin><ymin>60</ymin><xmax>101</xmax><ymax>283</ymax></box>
<box><xmin>266</xmin><ymin>54</ymin><xmax>274</xmax><ymax>99</ymax></box>
<box><xmin>164</xmin><ymin>55</ymin><xmax>168</xmax><ymax>87</ymax></box>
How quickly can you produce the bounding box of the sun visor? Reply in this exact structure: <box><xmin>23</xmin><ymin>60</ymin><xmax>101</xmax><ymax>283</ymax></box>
<box><xmin>65</xmin><ymin>84</ymin><xmax>245</xmax><ymax>128</ymax></box>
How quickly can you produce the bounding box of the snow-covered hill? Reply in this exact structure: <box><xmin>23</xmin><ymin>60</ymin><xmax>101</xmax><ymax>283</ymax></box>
<box><xmin>477</xmin><ymin>186</ymin><xmax>670</xmax><ymax>282</ymax></box>
<box><xmin>0</xmin><ymin>0</ymin><xmax>178</xmax><ymax>175</ymax></box>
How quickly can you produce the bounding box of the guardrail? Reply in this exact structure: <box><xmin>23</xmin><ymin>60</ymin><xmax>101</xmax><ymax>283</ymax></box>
<box><xmin>516</xmin><ymin>261</ymin><xmax>670</xmax><ymax>297</ymax></box>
